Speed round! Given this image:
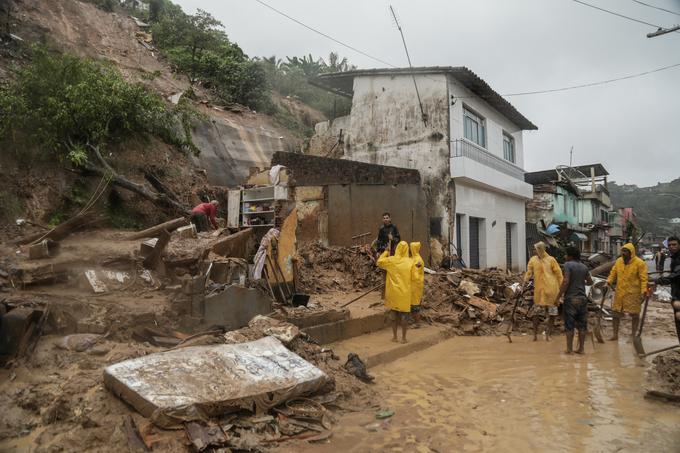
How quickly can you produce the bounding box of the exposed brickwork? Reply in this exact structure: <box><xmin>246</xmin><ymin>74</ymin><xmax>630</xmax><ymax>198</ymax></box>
<box><xmin>272</xmin><ymin>152</ymin><xmax>421</xmax><ymax>186</ymax></box>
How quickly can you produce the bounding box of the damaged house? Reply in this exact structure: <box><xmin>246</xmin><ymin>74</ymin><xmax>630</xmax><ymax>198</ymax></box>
<box><xmin>310</xmin><ymin>67</ymin><xmax>536</xmax><ymax>270</ymax></box>
<box><xmin>525</xmin><ymin>164</ymin><xmax>616</xmax><ymax>255</ymax></box>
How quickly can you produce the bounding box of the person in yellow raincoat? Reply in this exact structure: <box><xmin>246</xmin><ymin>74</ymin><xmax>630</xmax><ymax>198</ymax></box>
<box><xmin>410</xmin><ymin>242</ymin><xmax>425</xmax><ymax>327</ymax></box>
<box><xmin>606</xmin><ymin>243</ymin><xmax>648</xmax><ymax>341</ymax></box>
<box><xmin>377</xmin><ymin>241</ymin><xmax>413</xmax><ymax>343</ymax></box>
<box><xmin>524</xmin><ymin>242</ymin><xmax>563</xmax><ymax>341</ymax></box>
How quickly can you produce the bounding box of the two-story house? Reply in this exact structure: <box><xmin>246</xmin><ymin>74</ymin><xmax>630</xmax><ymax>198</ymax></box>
<box><xmin>311</xmin><ymin>67</ymin><xmax>536</xmax><ymax>270</ymax></box>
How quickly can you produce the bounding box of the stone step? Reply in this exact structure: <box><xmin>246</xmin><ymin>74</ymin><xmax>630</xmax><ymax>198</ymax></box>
<box><xmin>302</xmin><ymin>311</ymin><xmax>390</xmax><ymax>345</ymax></box>
<box><xmin>330</xmin><ymin>324</ymin><xmax>453</xmax><ymax>369</ymax></box>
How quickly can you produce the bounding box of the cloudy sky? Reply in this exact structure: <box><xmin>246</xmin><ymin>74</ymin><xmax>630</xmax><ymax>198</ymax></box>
<box><xmin>174</xmin><ymin>0</ymin><xmax>680</xmax><ymax>187</ymax></box>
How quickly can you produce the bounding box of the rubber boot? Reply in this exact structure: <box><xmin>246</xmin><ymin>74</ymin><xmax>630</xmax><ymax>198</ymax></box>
<box><xmin>610</xmin><ymin>317</ymin><xmax>620</xmax><ymax>341</ymax></box>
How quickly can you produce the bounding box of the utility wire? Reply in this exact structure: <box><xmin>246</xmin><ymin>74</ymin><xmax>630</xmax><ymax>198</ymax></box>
<box><xmin>501</xmin><ymin>61</ymin><xmax>680</xmax><ymax>96</ymax></box>
<box><xmin>252</xmin><ymin>0</ymin><xmax>679</xmax><ymax>98</ymax></box>
<box><xmin>571</xmin><ymin>0</ymin><xmax>680</xmax><ymax>33</ymax></box>
<box><xmin>252</xmin><ymin>0</ymin><xmax>397</xmax><ymax>68</ymax></box>
<box><xmin>632</xmin><ymin>0</ymin><xmax>680</xmax><ymax>17</ymax></box>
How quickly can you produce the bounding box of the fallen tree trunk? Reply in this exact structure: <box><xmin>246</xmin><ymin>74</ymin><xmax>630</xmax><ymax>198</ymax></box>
<box><xmin>591</xmin><ymin>260</ymin><xmax>615</xmax><ymax>278</ymax></box>
<box><xmin>84</xmin><ymin>144</ymin><xmax>190</xmax><ymax>215</ymax></box>
<box><xmin>129</xmin><ymin>217</ymin><xmax>188</xmax><ymax>240</ymax></box>
<box><xmin>16</xmin><ymin>213</ymin><xmax>97</xmax><ymax>246</ymax></box>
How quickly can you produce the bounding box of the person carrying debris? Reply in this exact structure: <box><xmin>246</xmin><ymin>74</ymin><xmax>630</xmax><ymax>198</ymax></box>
<box><xmin>410</xmin><ymin>242</ymin><xmax>425</xmax><ymax>327</ymax></box>
<box><xmin>524</xmin><ymin>241</ymin><xmax>563</xmax><ymax>341</ymax></box>
<box><xmin>556</xmin><ymin>246</ymin><xmax>593</xmax><ymax>354</ymax></box>
<box><xmin>376</xmin><ymin>212</ymin><xmax>400</xmax><ymax>257</ymax></box>
<box><xmin>606</xmin><ymin>243</ymin><xmax>648</xmax><ymax>341</ymax></box>
<box><xmin>651</xmin><ymin>236</ymin><xmax>680</xmax><ymax>343</ymax></box>
<box><xmin>377</xmin><ymin>241</ymin><xmax>412</xmax><ymax>343</ymax></box>
<box><xmin>190</xmin><ymin>200</ymin><xmax>219</xmax><ymax>232</ymax></box>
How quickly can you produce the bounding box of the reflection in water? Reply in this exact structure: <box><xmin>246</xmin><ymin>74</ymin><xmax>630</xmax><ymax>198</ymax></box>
<box><xmin>298</xmin><ymin>335</ymin><xmax>680</xmax><ymax>453</ymax></box>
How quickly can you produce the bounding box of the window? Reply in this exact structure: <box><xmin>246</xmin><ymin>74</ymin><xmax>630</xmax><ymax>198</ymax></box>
<box><xmin>464</xmin><ymin>107</ymin><xmax>486</xmax><ymax>147</ymax></box>
<box><xmin>503</xmin><ymin>133</ymin><xmax>515</xmax><ymax>163</ymax></box>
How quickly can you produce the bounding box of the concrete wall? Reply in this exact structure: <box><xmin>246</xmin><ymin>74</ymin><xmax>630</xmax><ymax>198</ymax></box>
<box><xmin>454</xmin><ymin>182</ymin><xmax>527</xmax><ymax>270</ymax></box>
<box><xmin>342</xmin><ymin>74</ymin><xmax>452</xmax><ymax>241</ymax></box>
<box><xmin>553</xmin><ymin>187</ymin><xmax>580</xmax><ymax>225</ymax></box>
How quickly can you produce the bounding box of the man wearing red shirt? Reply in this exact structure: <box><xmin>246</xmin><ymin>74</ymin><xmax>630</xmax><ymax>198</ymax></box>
<box><xmin>191</xmin><ymin>200</ymin><xmax>219</xmax><ymax>232</ymax></box>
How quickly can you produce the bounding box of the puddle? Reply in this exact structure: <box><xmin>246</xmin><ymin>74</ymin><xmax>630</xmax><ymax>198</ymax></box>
<box><xmin>295</xmin><ymin>335</ymin><xmax>680</xmax><ymax>452</ymax></box>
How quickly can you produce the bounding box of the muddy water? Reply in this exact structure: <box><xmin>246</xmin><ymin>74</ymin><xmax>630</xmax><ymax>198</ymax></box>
<box><xmin>296</xmin><ymin>336</ymin><xmax>680</xmax><ymax>453</ymax></box>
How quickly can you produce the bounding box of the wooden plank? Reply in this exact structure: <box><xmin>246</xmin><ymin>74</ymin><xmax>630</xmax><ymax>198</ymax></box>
<box><xmin>129</xmin><ymin>217</ymin><xmax>188</xmax><ymax>240</ymax></box>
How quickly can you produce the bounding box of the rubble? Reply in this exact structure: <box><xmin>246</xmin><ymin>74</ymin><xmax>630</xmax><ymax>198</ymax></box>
<box><xmin>647</xmin><ymin>349</ymin><xmax>680</xmax><ymax>397</ymax></box>
<box><xmin>296</xmin><ymin>243</ymin><xmax>382</xmax><ymax>293</ymax></box>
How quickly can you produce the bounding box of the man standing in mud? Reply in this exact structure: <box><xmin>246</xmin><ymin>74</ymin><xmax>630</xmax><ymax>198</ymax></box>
<box><xmin>652</xmin><ymin>236</ymin><xmax>680</xmax><ymax>343</ymax></box>
<box><xmin>556</xmin><ymin>246</ymin><xmax>593</xmax><ymax>354</ymax></box>
<box><xmin>524</xmin><ymin>242</ymin><xmax>563</xmax><ymax>341</ymax></box>
<box><xmin>375</xmin><ymin>212</ymin><xmax>400</xmax><ymax>257</ymax></box>
<box><xmin>606</xmin><ymin>243</ymin><xmax>648</xmax><ymax>341</ymax></box>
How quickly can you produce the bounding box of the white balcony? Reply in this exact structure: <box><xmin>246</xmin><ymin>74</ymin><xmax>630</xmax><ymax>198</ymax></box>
<box><xmin>450</xmin><ymin>140</ymin><xmax>533</xmax><ymax>199</ymax></box>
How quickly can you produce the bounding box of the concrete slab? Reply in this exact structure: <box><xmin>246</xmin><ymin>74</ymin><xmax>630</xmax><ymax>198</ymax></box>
<box><xmin>330</xmin><ymin>325</ymin><xmax>453</xmax><ymax>369</ymax></box>
<box><xmin>303</xmin><ymin>312</ymin><xmax>390</xmax><ymax>345</ymax></box>
<box><xmin>203</xmin><ymin>285</ymin><xmax>272</xmax><ymax>331</ymax></box>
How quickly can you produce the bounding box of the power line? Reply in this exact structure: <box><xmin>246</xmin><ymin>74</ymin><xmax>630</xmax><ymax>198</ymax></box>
<box><xmin>571</xmin><ymin>0</ymin><xmax>679</xmax><ymax>32</ymax></box>
<box><xmin>252</xmin><ymin>0</ymin><xmax>679</xmax><ymax>98</ymax></box>
<box><xmin>501</xmin><ymin>61</ymin><xmax>680</xmax><ymax>96</ymax></box>
<box><xmin>252</xmin><ymin>0</ymin><xmax>397</xmax><ymax>68</ymax></box>
<box><xmin>502</xmin><ymin>63</ymin><xmax>680</xmax><ymax>96</ymax></box>
<box><xmin>632</xmin><ymin>0</ymin><xmax>680</xmax><ymax>17</ymax></box>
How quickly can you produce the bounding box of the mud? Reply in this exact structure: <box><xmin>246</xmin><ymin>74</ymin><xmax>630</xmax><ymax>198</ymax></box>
<box><xmin>296</xmin><ymin>244</ymin><xmax>382</xmax><ymax>293</ymax></box>
<box><xmin>293</xmin><ymin>334</ymin><xmax>680</xmax><ymax>453</ymax></box>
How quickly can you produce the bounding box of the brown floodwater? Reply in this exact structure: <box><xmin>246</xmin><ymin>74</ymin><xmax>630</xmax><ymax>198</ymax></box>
<box><xmin>293</xmin><ymin>335</ymin><xmax>680</xmax><ymax>453</ymax></box>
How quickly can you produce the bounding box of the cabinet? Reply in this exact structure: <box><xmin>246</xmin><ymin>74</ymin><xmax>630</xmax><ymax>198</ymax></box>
<box><xmin>229</xmin><ymin>186</ymin><xmax>288</xmax><ymax>228</ymax></box>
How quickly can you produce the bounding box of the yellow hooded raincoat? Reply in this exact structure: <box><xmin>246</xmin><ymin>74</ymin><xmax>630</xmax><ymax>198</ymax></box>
<box><xmin>524</xmin><ymin>242</ymin><xmax>563</xmax><ymax>307</ymax></box>
<box><xmin>410</xmin><ymin>242</ymin><xmax>424</xmax><ymax>306</ymax></box>
<box><xmin>607</xmin><ymin>243</ymin><xmax>648</xmax><ymax>314</ymax></box>
<box><xmin>377</xmin><ymin>241</ymin><xmax>413</xmax><ymax>313</ymax></box>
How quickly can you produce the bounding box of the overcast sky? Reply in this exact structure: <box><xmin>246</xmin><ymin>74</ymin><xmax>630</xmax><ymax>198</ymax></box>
<box><xmin>174</xmin><ymin>0</ymin><xmax>680</xmax><ymax>187</ymax></box>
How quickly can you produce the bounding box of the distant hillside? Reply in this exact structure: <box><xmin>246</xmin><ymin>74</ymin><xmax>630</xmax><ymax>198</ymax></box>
<box><xmin>609</xmin><ymin>178</ymin><xmax>680</xmax><ymax>237</ymax></box>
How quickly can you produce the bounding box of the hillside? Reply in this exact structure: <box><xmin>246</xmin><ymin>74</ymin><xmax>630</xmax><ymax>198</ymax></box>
<box><xmin>0</xmin><ymin>0</ymin><xmax>330</xmax><ymax>229</ymax></box>
<box><xmin>609</xmin><ymin>178</ymin><xmax>680</xmax><ymax>237</ymax></box>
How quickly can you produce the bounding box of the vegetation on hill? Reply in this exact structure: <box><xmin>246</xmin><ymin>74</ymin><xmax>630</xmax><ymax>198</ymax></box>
<box><xmin>0</xmin><ymin>47</ymin><xmax>198</xmax><ymax>215</ymax></box>
<box><xmin>609</xmin><ymin>179</ymin><xmax>680</xmax><ymax>237</ymax></box>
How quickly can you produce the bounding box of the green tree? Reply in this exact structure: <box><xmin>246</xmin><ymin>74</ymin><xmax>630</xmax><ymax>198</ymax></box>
<box><xmin>0</xmin><ymin>49</ymin><xmax>196</xmax><ymax>212</ymax></box>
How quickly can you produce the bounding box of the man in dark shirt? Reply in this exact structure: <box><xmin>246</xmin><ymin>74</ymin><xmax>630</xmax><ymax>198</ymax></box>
<box><xmin>557</xmin><ymin>246</ymin><xmax>593</xmax><ymax>354</ymax></box>
<box><xmin>376</xmin><ymin>212</ymin><xmax>400</xmax><ymax>256</ymax></box>
<box><xmin>653</xmin><ymin>236</ymin><xmax>680</xmax><ymax>343</ymax></box>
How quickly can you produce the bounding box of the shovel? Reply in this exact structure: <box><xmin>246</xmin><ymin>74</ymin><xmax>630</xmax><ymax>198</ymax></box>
<box><xmin>592</xmin><ymin>285</ymin><xmax>610</xmax><ymax>344</ymax></box>
<box><xmin>504</xmin><ymin>283</ymin><xmax>526</xmax><ymax>343</ymax></box>
<box><xmin>632</xmin><ymin>290</ymin><xmax>652</xmax><ymax>355</ymax></box>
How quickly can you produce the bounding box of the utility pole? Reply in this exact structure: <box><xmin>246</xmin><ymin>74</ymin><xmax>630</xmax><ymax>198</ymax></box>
<box><xmin>647</xmin><ymin>25</ymin><xmax>680</xmax><ymax>38</ymax></box>
<box><xmin>389</xmin><ymin>5</ymin><xmax>427</xmax><ymax>126</ymax></box>
<box><xmin>569</xmin><ymin>146</ymin><xmax>574</xmax><ymax>167</ymax></box>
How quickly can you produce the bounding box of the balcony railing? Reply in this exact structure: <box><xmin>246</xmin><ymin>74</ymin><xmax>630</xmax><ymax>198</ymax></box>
<box><xmin>451</xmin><ymin>139</ymin><xmax>525</xmax><ymax>180</ymax></box>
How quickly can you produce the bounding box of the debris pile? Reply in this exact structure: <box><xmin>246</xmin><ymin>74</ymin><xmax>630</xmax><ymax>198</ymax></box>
<box><xmin>420</xmin><ymin>268</ymin><xmax>523</xmax><ymax>334</ymax></box>
<box><xmin>296</xmin><ymin>243</ymin><xmax>382</xmax><ymax>293</ymax></box>
<box><xmin>647</xmin><ymin>349</ymin><xmax>680</xmax><ymax>398</ymax></box>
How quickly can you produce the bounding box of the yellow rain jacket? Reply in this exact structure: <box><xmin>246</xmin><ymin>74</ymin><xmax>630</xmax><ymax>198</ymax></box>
<box><xmin>524</xmin><ymin>243</ymin><xmax>563</xmax><ymax>307</ymax></box>
<box><xmin>377</xmin><ymin>241</ymin><xmax>413</xmax><ymax>313</ymax></box>
<box><xmin>607</xmin><ymin>243</ymin><xmax>648</xmax><ymax>314</ymax></box>
<box><xmin>410</xmin><ymin>242</ymin><xmax>424</xmax><ymax>306</ymax></box>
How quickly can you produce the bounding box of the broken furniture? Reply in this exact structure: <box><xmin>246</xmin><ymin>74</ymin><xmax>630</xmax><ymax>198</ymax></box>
<box><xmin>104</xmin><ymin>336</ymin><xmax>330</xmax><ymax>428</ymax></box>
<box><xmin>0</xmin><ymin>303</ymin><xmax>48</xmax><ymax>365</ymax></box>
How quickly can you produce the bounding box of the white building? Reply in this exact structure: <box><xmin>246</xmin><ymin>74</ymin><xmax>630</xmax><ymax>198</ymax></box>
<box><xmin>312</xmin><ymin>67</ymin><xmax>536</xmax><ymax>270</ymax></box>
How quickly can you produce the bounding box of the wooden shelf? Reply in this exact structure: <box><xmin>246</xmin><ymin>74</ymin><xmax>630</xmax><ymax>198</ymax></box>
<box><xmin>243</xmin><ymin>197</ymin><xmax>275</xmax><ymax>203</ymax></box>
<box><xmin>242</xmin><ymin>223</ymin><xmax>275</xmax><ymax>227</ymax></box>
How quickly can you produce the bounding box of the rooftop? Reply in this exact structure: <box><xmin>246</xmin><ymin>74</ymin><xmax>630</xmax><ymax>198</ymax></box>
<box><xmin>525</xmin><ymin>164</ymin><xmax>609</xmax><ymax>185</ymax></box>
<box><xmin>310</xmin><ymin>66</ymin><xmax>537</xmax><ymax>131</ymax></box>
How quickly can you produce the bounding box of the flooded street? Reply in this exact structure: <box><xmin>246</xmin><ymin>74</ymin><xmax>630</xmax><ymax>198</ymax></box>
<box><xmin>296</xmin><ymin>335</ymin><xmax>680</xmax><ymax>453</ymax></box>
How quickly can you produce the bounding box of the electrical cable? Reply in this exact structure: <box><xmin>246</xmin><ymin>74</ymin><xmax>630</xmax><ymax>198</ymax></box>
<box><xmin>632</xmin><ymin>0</ymin><xmax>680</xmax><ymax>17</ymax></box>
<box><xmin>252</xmin><ymin>0</ymin><xmax>680</xmax><ymax>98</ymax></box>
<box><xmin>571</xmin><ymin>0</ymin><xmax>680</xmax><ymax>33</ymax></box>
<box><xmin>252</xmin><ymin>0</ymin><xmax>398</xmax><ymax>68</ymax></box>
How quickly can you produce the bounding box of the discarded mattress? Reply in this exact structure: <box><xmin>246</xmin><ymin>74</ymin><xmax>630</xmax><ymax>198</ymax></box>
<box><xmin>104</xmin><ymin>336</ymin><xmax>329</xmax><ymax>428</ymax></box>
